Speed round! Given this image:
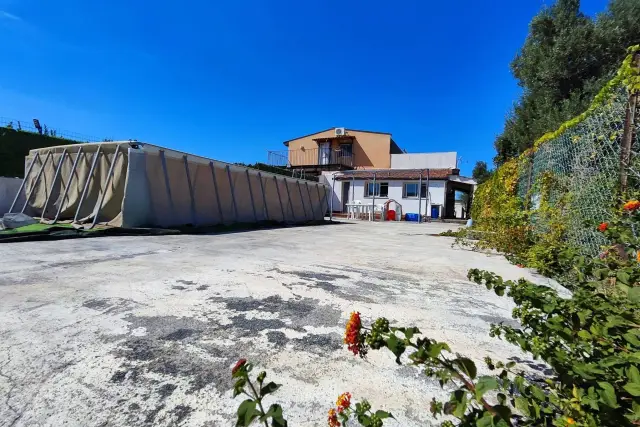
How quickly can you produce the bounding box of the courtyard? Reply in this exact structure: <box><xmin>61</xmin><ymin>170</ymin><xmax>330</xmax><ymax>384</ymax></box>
<box><xmin>0</xmin><ymin>221</ymin><xmax>562</xmax><ymax>426</ymax></box>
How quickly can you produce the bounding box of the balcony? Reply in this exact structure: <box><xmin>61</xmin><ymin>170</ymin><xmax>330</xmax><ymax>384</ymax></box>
<box><xmin>267</xmin><ymin>147</ymin><xmax>354</xmax><ymax>171</ymax></box>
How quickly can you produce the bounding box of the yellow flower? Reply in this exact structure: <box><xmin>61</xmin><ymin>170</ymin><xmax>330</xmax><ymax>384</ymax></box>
<box><xmin>567</xmin><ymin>417</ymin><xmax>576</xmax><ymax>425</ymax></box>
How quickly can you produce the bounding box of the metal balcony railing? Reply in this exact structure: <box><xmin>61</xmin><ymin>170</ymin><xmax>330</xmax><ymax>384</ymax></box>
<box><xmin>267</xmin><ymin>147</ymin><xmax>354</xmax><ymax>168</ymax></box>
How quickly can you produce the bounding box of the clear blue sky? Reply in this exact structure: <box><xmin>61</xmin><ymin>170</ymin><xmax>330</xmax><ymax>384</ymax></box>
<box><xmin>0</xmin><ymin>0</ymin><xmax>608</xmax><ymax>176</ymax></box>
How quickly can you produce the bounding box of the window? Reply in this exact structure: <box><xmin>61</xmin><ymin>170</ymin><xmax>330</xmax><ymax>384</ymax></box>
<box><xmin>364</xmin><ymin>181</ymin><xmax>388</xmax><ymax>198</ymax></box>
<box><xmin>403</xmin><ymin>182</ymin><xmax>428</xmax><ymax>198</ymax></box>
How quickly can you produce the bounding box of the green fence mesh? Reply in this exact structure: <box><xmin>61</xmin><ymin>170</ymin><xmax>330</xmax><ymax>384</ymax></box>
<box><xmin>515</xmin><ymin>86</ymin><xmax>636</xmax><ymax>256</ymax></box>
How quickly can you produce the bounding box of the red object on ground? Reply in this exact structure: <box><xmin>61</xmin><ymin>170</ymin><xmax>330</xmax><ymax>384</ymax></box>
<box><xmin>387</xmin><ymin>209</ymin><xmax>396</xmax><ymax>221</ymax></box>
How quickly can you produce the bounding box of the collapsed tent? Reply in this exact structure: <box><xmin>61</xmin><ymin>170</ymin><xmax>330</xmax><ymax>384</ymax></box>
<box><xmin>8</xmin><ymin>142</ymin><xmax>330</xmax><ymax>228</ymax></box>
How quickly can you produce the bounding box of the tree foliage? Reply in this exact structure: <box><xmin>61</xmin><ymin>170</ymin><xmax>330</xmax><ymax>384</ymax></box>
<box><xmin>494</xmin><ymin>0</ymin><xmax>640</xmax><ymax>165</ymax></box>
<box><xmin>472</xmin><ymin>161</ymin><xmax>493</xmax><ymax>185</ymax></box>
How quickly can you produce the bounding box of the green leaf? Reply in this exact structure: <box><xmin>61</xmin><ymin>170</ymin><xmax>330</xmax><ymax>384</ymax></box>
<box><xmin>515</xmin><ymin>396</ymin><xmax>531</xmax><ymax>417</ymax></box>
<box><xmin>492</xmin><ymin>405</ymin><xmax>512</xmax><ymax>421</ymax></box>
<box><xmin>403</xmin><ymin>327</ymin><xmax>420</xmax><ymax>340</ymax></box>
<box><xmin>450</xmin><ymin>390</ymin><xmax>468</xmax><ymax>418</ymax></box>
<box><xmin>624</xmin><ymin>383</ymin><xmax>640</xmax><ymax>396</ymax></box>
<box><xmin>476</xmin><ymin>413</ymin><xmax>494</xmax><ymax>427</ymax></box>
<box><xmin>597</xmin><ymin>382</ymin><xmax>619</xmax><ymax>408</ymax></box>
<box><xmin>624</xmin><ymin>333</ymin><xmax>640</xmax><ymax>346</ymax></box>
<box><xmin>475</xmin><ymin>376</ymin><xmax>499</xmax><ymax>400</ymax></box>
<box><xmin>617</xmin><ymin>270</ymin><xmax>630</xmax><ymax>285</ymax></box>
<box><xmin>236</xmin><ymin>399</ymin><xmax>259</xmax><ymax>427</ymax></box>
<box><xmin>629</xmin><ymin>287</ymin><xmax>640</xmax><ymax>303</ymax></box>
<box><xmin>374</xmin><ymin>410</ymin><xmax>394</xmax><ymax>419</ymax></box>
<box><xmin>259</xmin><ymin>403</ymin><xmax>284</xmax><ymax>421</ymax></box>
<box><xmin>628</xmin><ymin>366</ymin><xmax>640</xmax><ymax>384</ymax></box>
<box><xmin>260</xmin><ymin>382</ymin><xmax>281</xmax><ymax>397</ymax></box>
<box><xmin>454</xmin><ymin>357</ymin><xmax>477</xmax><ymax>380</ymax></box>
<box><xmin>356</xmin><ymin>413</ymin><xmax>371</xmax><ymax>426</ymax></box>
<box><xmin>385</xmin><ymin>334</ymin><xmax>406</xmax><ymax>364</ymax></box>
<box><xmin>505</xmin><ymin>361</ymin><xmax>516</xmax><ymax>369</ymax></box>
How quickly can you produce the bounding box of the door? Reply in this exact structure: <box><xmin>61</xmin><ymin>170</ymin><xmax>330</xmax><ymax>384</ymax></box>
<box><xmin>342</xmin><ymin>182</ymin><xmax>350</xmax><ymax>213</ymax></box>
<box><xmin>339</xmin><ymin>144</ymin><xmax>353</xmax><ymax>167</ymax></box>
<box><xmin>318</xmin><ymin>142</ymin><xmax>331</xmax><ymax>165</ymax></box>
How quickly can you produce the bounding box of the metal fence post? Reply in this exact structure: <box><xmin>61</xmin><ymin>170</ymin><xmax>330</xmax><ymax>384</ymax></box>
<box><xmin>53</xmin><ymin>147</ymin><xmax>83</xmax><ymax>223</ymax></box>
<box><xmin>305</xmin><ymin>182</ymin><xmax>316</xmax><ymax>219</ymax></box>
<box><xmin>226</xmin><ymin>165</ymin><xmax>239</xmax><ymax>221</ymax></box>
<box><xmin>183</xmin><ymin>155</ymin><xmax>198</xmax><ymax>226</ymax></box>
<box><xmin>284</xmin><ymin>178</ymin><xmax>296</xmax><ymax>222</ymax></box>
<box><xmin>89</xmin><ymin>145</ymin><xmax>121</xmax><ymax>229</ymax></box>
<box><xmin>21</xmin><ymin>151</ymin><xmax>52</xmax><ymax>213</ymax></box>
<box><xmin>525</xmin><ymin>152</ymin><xmax>534</xmax><ymax>208</ymax></box>
<box><xmin>371</xmin><ymin>172</ymin><xmax>376</xmax><ymax>221</ymax></box>
<box><xmin>418</xmin><ymin>170</ymin><xmax>423</xmax><ymax>224</ymax></box>
<box><xmin>297</xmin><ymin>180</ymin><xmax>308</xmax><ymax>220</ymax></box>
<box><xmin>41</xmin><ymin>149</ymin><xmax>68</xmax><ymax>220</ymax></box>
<box><xmin>245</xmin><ymin>170</ymin><xmax>258</xmax><ymax>222</ymax></box>
<box><xmin>74</xmin><ymin>146</ymin><xmax>102</xmax><ymax>223</ymax></box>
<box><xmin>158</xmin><ymin>150</ymin><xmax>175</xmax><ymax>220</ymax></box>
<box><xmin>258</xmin><ymin>172</ymin><xmax>269</xmax><ymax>221</ymax></box>
<box><xmin>209</xmin><ymin>161</ymin><xmax>224</xmax><ymax>223</ymax></box>
<box><xmin>274</xmin><ymin>176</ymin><xmax>286</xmax><ymax>222</ymax></box>
<box><xmin>8</xmin><ymin>153</ymin><xmax>40</xmax><ymax>214</ymax></box>
<box><xmin>620</xmin><ymin>52</ymin><xmax>640</xmax><ymax>195</ymax></box>
<box><xmin>330</xmin><ymin>174</ymin><xmax>336</xmax><ymax>221</ymax></box>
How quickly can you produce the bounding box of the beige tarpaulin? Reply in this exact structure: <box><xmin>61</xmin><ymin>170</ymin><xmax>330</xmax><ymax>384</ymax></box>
<box><xmin>13</xmin><ymin>142</ymin><xmax>329</xmax><ymax>228</ymax></box>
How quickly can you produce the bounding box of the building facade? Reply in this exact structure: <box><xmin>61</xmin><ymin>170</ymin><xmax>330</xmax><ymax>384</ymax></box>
<box><xmin>268</xmin><ymin>127</ymin><xmax>476</xmax><ymax>219</ymax></box>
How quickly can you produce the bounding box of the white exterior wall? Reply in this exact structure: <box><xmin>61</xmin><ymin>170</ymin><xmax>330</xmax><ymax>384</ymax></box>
<box><xmin>390</xmin><ymin>152</ymin><xmax>457</xmax><ymax>169</ymax></box>
<box><xmin>0</xmin><ymin>177</ymin><xmax>26</xmax><ymax>215</ymax></box>
<box><xmin>333</xmin><ymin>178</ymin><xmax>446</xmax><ymax>217</ymax></box>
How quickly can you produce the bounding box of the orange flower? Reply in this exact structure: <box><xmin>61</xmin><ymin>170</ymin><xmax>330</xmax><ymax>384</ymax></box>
<box><xmin>231</xmin><ymin>358</ymin><xmax>247</xmax><ymax>375</ymax></box>
<box><xmin>566</xmin><ymin>417</ymin><xmax>576</xmax><ymax>425</ymax></box>
<box><xmin>598</xmin><ymin>222</ymin><xmax>608</xmax><ymax>232</ymax></box>
<box><xmin>623</xmin><ymin>200</ymin><xmax>640</xmax><ymax>211</ymax></box>
<box><xmin>336</xmin><ymin>392</ymin><xmax>352</xmax><ymax>412</ymax></box>
<box><xmin>344</xmin><ymin>312</ymin><xmax>365</xmax><ymax>356</ymax></box>
<box><xmin>637</xmin><ymin>251</ymin><xmax>640</xmax><ymax>263</ymax></box>
<box><xmin>327</xmin><ymin>408</ymin><xmax>340</xmax><ymax>427</ymax></box>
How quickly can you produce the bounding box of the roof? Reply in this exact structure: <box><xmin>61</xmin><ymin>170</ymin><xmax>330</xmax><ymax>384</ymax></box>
<box><xmin>283</xmin><ymin>128</ymin><xmax>392</xmax><ymax>146</ymax></box>
<box><xmin>335</xmin><ymin>168</ymin><xmax>460</xmax><ymax>180</ymax></box>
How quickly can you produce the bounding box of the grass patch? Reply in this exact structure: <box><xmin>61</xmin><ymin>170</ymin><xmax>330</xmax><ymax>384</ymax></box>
<box><xmin>0</xmin><ymin>223</ymin><xmax>76</xmax><ymax>235</ymax></box>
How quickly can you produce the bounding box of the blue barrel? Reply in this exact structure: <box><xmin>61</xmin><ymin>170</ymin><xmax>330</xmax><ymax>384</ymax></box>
<box><xmin>431</xmin><ymin>206</ymin><xmax>439</xmax><ymax>219</ymax></box>
<box><xmin>405</xmin><ymin>213</ymin><xmax>419</xmax><ymax>222</ymax></box>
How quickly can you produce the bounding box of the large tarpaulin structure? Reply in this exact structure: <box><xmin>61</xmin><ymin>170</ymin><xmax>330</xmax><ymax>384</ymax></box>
<box><xmin>7</xmin><ymin>142</ymin><xmax>330</xmax><ymax>228</ymax></box>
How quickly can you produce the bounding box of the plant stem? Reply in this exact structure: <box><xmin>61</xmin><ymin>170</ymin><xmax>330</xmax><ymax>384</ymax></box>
<box><xmin>247</xmin><ymin>377</ymin><xmax>269</xmax><ymax>427</ymax></box>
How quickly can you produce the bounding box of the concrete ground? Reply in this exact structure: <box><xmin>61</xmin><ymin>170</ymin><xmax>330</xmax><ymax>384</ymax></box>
<box><xmin>0</xmin><ymin>220</ymin><xmax>561</xmax><ymax>427</ymax></box>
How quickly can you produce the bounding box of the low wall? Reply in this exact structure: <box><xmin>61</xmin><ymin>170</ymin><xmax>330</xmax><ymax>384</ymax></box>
<box><xmin>0</xmin><ymin>177</ymin><xmax>25</xmax><ymax>215</ymax></box>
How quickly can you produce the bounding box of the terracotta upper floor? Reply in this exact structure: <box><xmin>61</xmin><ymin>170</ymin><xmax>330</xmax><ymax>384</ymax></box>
<box><xmin>279</xmin><ymin>128</ymin><xmax>403</xmax><ymax>169</ymax></box>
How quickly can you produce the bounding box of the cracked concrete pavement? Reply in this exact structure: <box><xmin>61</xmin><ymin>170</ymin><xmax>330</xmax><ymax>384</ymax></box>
<box><xmin>0</xmin><ymin>220</ymin><xmax>562</xmax><ymax>426</ymax></box>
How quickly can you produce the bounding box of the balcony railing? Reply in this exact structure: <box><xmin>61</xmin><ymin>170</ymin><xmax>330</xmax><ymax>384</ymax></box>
<box><xmin>267</xmin><ymin>147</ymin><xmax>354</xmax><ymax>169</ymax></box>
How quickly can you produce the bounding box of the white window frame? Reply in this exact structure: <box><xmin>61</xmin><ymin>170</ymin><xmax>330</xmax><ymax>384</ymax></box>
<box><xmin>402</xmin><ymin>182</ymin><xmax>427</xmax><ymax>199</ymax></box>
<box><xmin>364</xmin><ymin>181</ymin><xmax>389</xmax><ymax>198</ymax></box>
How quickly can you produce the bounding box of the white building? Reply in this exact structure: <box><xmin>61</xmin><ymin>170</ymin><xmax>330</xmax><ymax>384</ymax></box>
<box><xmin>322</xmin><ymin>168</ymin><xmax>475</xmax><ymax>220</ymax></box>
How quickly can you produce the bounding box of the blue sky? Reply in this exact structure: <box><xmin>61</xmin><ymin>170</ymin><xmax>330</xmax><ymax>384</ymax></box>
<box><xmin>0</xmin><ymin>0</ymin><xmax>608</xmax><ymax>176</ymax></box>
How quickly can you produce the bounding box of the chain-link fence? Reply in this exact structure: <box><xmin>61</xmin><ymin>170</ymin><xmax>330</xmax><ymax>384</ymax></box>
<box><xmin>514</xmin><ymin>54</ymin><xmax>639</xmax><ymax>256</ymax></box>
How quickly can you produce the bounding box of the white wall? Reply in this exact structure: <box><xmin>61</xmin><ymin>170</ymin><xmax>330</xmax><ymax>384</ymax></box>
<box><xmin>0</xmin><ymin>177</ymin><xmax>25</xmax><ymax>215</ymax></box>
<box><xmin>390</xmin><ymin>152</ymin><xmax>457</xmax><ymax>169</ymax></box>
<box><xmin>334</xmin><ymin>178</ymin><xmax>447</xmax><ymax>217</ymax></box>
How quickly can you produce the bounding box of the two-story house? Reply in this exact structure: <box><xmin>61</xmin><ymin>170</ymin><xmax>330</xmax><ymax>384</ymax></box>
<box><xmin>268</xmin><ymin>127</ymin><xmax>404</xmax><ymax>174</ymax></box>
<box><xmin>268</xmin><ymin>127</ymin><xmax>475</xmax><ymax>219</ymax></box>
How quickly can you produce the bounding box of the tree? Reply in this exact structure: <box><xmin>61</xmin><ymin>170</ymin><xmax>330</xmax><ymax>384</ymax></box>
<box><xmin>471</xmin><ymin>161</ymin><xmax>493</xmax><ymax>184</ymax></box>
<box><xmin>493</xmin><ymin>0</ymin><xmax>640</xmax><ymax>165</ymax></box>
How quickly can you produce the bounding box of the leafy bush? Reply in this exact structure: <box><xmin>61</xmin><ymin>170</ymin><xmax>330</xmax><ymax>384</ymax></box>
<box><xmin>233</xmin><ymin>201</ymin><xmax>640</xmax><ymax>426</ymax></box>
